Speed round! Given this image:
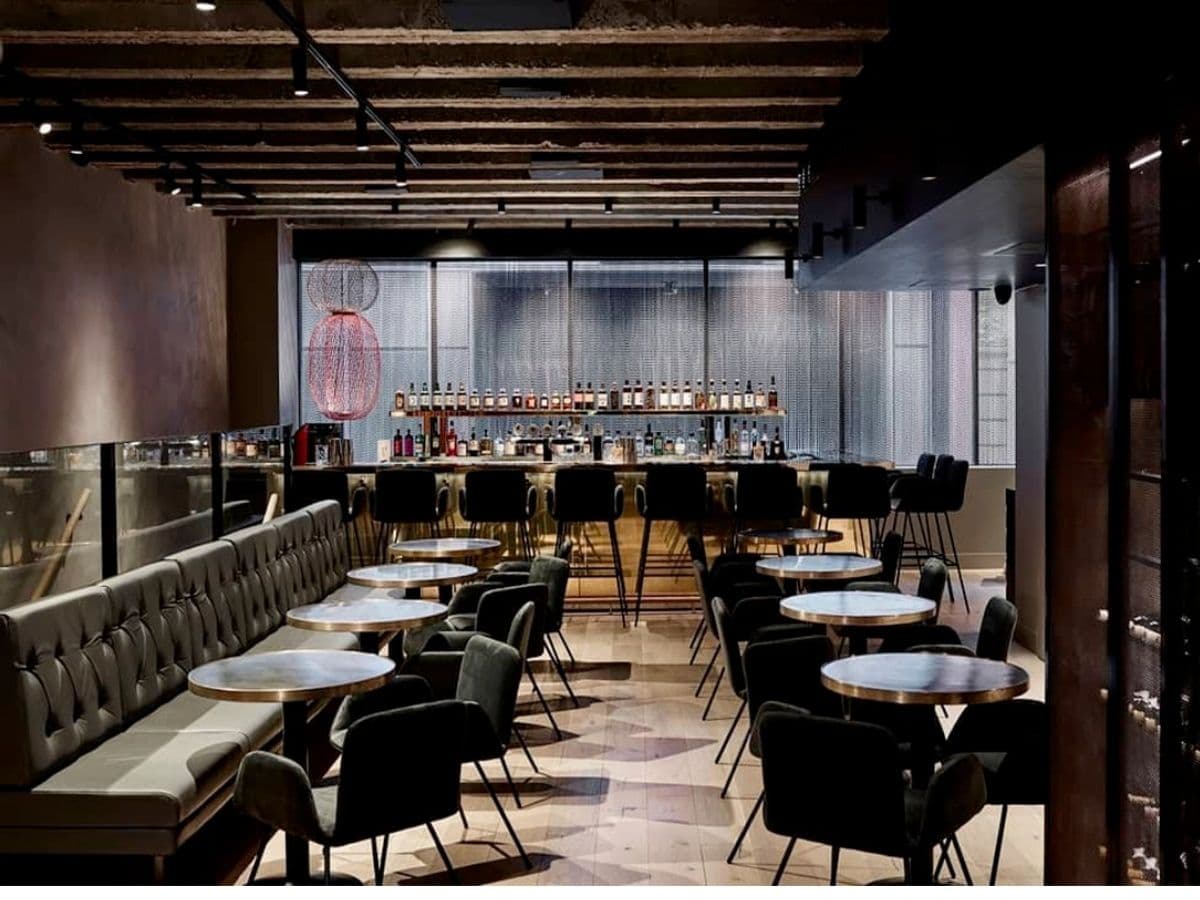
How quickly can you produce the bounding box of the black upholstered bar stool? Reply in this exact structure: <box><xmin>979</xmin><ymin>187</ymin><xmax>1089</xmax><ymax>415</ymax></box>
<box><xmin>809</xmin><ymin>464</ymin><xmax>892</xmax><ymax>555</ymax></box>
<box><xmin>723</xmin><ymin>464</ymin><xmax>802</xmax><ymax>552</ymax></box>
<box><xmin>290</xmin><ymin>468</ymin><xmax>370</xmax><ymax>564</ymax></box>
<box><xmin>371</xmin><ymin>468</ymin><xmax>449</xmax><ymax>562</ymax></box>
<box><xmin>547</xmin><ymin>466</ymin><xmax>628</xmax><ymax>625</ymax></box>
<box><xmin>458</xmin><ymin>468</ymin><xmax>537</xmax><ymax>560</ymax></box>
<box><xmin>633</xmin><ymin>463</ymin><xmax>708</xmax><ymax>625</ymax></box>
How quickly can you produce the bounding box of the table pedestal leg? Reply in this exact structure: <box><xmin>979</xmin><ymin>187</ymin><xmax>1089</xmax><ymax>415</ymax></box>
<box><xmin>403</xmin><ymin>587</ymin><xmax>420</xmax><ymax>599</ymax></box>
<box><xmin>281</xmin><ymin>701</ymin><xmax>310</xmax><ymax>886</ymax></box>
<box><xmin>438</xmin><ymin>584</ymin><xmax>453</xmax><ymax>604</ymax></box>
<box><xmin>359</xmin><ymin>632</ymin><xmax>380</xmax><ymax>655</ymax></box>
<box><xmin>848</xmin><ymin>632</ymin><xmax>868</xmax><ymax>656</ymax></box>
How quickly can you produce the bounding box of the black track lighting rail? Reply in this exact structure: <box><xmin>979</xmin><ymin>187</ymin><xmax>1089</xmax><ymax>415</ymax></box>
<box><xmin>0</xmin><ymin>61</ymin><xmax>258</xmax><ymax>202</ymax></box>
<box><xmin>259</xmin><ymin>0</ymin><xmax>420</xmax><ymax>169</ymax></box>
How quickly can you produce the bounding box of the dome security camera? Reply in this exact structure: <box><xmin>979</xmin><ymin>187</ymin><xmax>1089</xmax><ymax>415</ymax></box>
<box><xmin>994</xmin><ymin>281</ymin><xmax>1013</xmax><ymax>305</ymax></box>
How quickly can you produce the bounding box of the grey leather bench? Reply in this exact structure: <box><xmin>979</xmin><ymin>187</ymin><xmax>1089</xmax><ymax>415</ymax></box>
<box><xmin>0</xmin><ymin>500</ymin><xmax>356</xmax><ymax>866</ymax></box>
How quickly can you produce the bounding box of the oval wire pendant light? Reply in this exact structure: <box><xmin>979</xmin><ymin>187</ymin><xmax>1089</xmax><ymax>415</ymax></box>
<box><xmin>305</xmin><ymin>260</ymin><xmax>382</xmax><ymax>421</ymax></box>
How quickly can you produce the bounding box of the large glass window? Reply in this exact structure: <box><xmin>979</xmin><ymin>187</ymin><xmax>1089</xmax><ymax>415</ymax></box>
<box><xmin>976</xmin><ymin>289</ymin><xmax>1017</xmax><ymax>465</ymax></box>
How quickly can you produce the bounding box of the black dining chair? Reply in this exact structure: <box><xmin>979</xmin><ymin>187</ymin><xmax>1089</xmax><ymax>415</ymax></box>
<box><xmin>725</xmin><ymin>635</ymin><xmax>839</xmax><ymax>856</ymax></box>
<box><xmin>758</xmin><ymin>705</ymin><xmax>987</xmax><ymax>885</ymax></box>
<box><xmin>940</xmin><ymin>698</ymin><xmax>1047</xmax><ymax>884</ymax></box>
<box><xmin>236</xmin><ymin>699</ymin><xmax>466</xmax><ymax>886</ymax></box>
<box><xmin>485</xmin><ymin>554</ymin><xmax>577</xmax><ymax>678</ymax></box>
<box><xmin>974</xmin><ymin>596</ymin><xmax>1019</xmax><ymax>661</ymax></box>
<box><xmin>844</xmin><ymin>531</ymin><xmax>905</xmax><ymax>591</ymax></box>
<box><xmin>634</xmin><ymin>463</ymin><xmax>709</xmax><ymax>625</ymax></box>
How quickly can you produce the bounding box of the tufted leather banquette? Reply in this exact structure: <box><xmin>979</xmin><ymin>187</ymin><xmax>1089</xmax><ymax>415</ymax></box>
<box><xmin>0</xmin><ymin>501</ymin><xmax>356</xmax><ymax>859</ymax></box>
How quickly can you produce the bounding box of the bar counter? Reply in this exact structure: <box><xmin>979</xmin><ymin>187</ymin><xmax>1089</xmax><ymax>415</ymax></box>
<box><xmin>294</xmin><ymin>453</ymin><xmax>889</xmax><ymax>475</ymax></box>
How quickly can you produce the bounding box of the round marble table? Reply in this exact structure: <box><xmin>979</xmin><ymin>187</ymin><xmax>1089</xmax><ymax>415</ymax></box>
<box><xmin>820</xmin><ymin>652</ymin><xmax>1030</xmax><ymax>706</ymax></box>
<box><xmin>288</xmin><ymin>596</ymin><xmax>448</xmax><ymax>655</ymax></box>
<box><xmin>738</xmin><ymin>527</ymin><xmax>843</xmax><ymax>551</ymax></box>
<box><xmin>781</xmin><ymin>591</ymin><xmax>936</xmax><ymax>655</ymax></box>
<box><xmin>189</xmin><ymin>650</ymin><xmax>394</xmax><ymax>885</ymax></box>
<box><xmin>347</xmin><ymin>562</ymin><xmax>478</xmax><ymax>589</ymax></box>
<box><xmin>390</xmin><ymin>537</ymin><xmax>501</xmax><ymax>561</ymax></box>
<box><xmin>756</xmin><ymin>554</ymin><xmax>883</xmax><ymax>588</ymax></box>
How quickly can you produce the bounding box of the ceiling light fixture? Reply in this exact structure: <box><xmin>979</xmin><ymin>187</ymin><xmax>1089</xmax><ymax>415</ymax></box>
<box><xmin>390</xmin><ymin>200</ymin><xmax>400</xmax><ymax>214</ymax></box>
<box><xmin>604</xmin><ymin>199</ymin><xmax>613</xmax><ymax>215</ymax></box>
<box><xmin>810</xmin><ymin>222</ymin><xmax>825</xmax><ymax>259</ymax></box>
<box><xmin>22</xmin><ymin>100</ymin><xmax>53</xmax><ymax>135</ymax></box>
<box><xmin>195</xmin><ymin>1</ymin><xmax>217</xmax><ymax>11</ymax></box>
<box><xmin>711</xmin><ymin>199</ymin><xmax>721</xmax><ymax>215</ymax></box>
<box><xmin>291</xmin><ymin>46</ymin><xmax>309</xmax><ymax>98</ymax></box>
<box><xmin>1129</xmin><ymin>149</ymin><xmax>1162</xmax><ymax>170</ymax></box>
<box><xmin>354</xmin><ymin>105</ymin><xmax>369</xmax><ymax>151</ymax></box>
<box><xmin>497</xmin><ymin>200</ymin><xmax>506</xmax><ymax>215</ymax></box>
<box><xmin>162</xmin><ymin>166</ymin><xmax>182</xmax><ymax>196</ymax></box>
<box><xmin>189</xmin><ymin>176</ymin><xmax>203</xmax><ymax>208</ymax></box>
<box><xmin>68</xmin><ymin>118</ymin><xmax>84</xmax><ymax>156</ymax></box>
<box><xmin>467</xmin><ymin>218</ymin><xmax>475</xmax><ymax>232</ymax></box>
<box><xmin>394</xmin><ymin>153</ymin><xmax>407</xmax><ymax>188</ymax></box>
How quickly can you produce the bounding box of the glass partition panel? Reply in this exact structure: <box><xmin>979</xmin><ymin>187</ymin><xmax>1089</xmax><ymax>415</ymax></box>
<box><xmin>0</xmin><ymin>444</ymin><xmax>102</xmax><ymax>609</ymax></box>
<box><xmin>221</xmin><ymin>426</ymin><xmax>286</xmax><ymax>532</ymax></box>
<box><xmin>116</xmin><ymin>434</ymin><xmax>212</xmax><ymax>572</ymax></box>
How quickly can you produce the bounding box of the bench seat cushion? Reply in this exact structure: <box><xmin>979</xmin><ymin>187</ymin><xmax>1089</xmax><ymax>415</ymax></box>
<box><xmin>127</xmin><ymin>691</ymin><xmax>281</xmax><ymax>749</ymax></box>
<box><xmin>243</xmin><ymin>625</ymin><xmax>359</xmax><ymax>655</ymax></box>
<box><xmin>0</xmin><ymin>729</ymin><xmax>248</xmax><ymax>829</ymax></box>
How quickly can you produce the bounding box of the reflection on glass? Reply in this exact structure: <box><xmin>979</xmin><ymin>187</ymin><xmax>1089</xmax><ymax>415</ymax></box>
<box><xmin>222</xmin><ymin>425</ymin><xmax>286</xmax><ymax>532</ymax></box>
<box><xmin>116</xmin><ymin>433</ymin><xmax>213</xmax><ymax>572</ymax></box>
<box><xmin>0</xmin><ymin>444</ymin><xmax>102</xmax><ymax>609</ymax></box>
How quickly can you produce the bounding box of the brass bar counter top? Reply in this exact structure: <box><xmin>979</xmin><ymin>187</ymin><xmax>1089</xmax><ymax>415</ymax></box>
<box><xmin>294</xmin><ymin>454</ymin><xmax>890</xmax><ymax>475</ymax></box>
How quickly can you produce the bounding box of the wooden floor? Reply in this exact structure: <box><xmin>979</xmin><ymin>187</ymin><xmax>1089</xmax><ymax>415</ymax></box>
<box><xmin>240</xmin><ymin>570</ymin><xmax>1044</xmax><ymax>886</ymax></box>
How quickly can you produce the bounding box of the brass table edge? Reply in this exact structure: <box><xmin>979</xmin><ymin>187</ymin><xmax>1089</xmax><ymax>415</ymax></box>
<box><xmin>287</xmin><ymin>605</ymin><xmax>448</xmax><ymax>633</ymax></box>
<box><xmin>347</xmin><ymin>567</ymin><xmax>477</xmax><ymax>589</ymax></box>
<box><xmin>819</xmin><ymin>668</ymin><xmax>1031</xmax><ymax>706</ymax></box>
<box><xmin>780</xmin><ymin>606</ymin><xmax>935</xmax><ymax>627</ymax></box>
<box><xmin>187</xmin><ymin>651</ymin><xmax>395</xmax><ymax>704</ymax></box>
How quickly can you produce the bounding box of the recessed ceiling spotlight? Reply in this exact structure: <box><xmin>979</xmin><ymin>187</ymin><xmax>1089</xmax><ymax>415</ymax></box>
<box><xmin>497</xmin><ymin>200</ymin><xmax>506</xmax><ymax>215</ymax></box>
<box><xmin>68</xmin><ymin>117</ymin><xmax>84</xmax><ymax>156</ymax></box>
<box><xmin>394</xmin><ymin>153</ymin><xmax>407</xmax><ymax>188</ymax></box>
<box><xmin>711</xmin><ymin>198</ymin><xmax>721</xmax><ymax>215</ymax></box>
<box><xmin>604</xmin><ymin>199</ymin><xmax>613</xmax><ymax>215</ymax></box>
<box><xmin>162</xmin><ymin>166</ymin><xmax>181</xmax><ymax>196</ymax></box>
<box><xmin>195</xmin><ymin>1</ymin><xmax>217</xmax><ymax>11</ymax></box>
<box><xmin>189</xmin><ymin>176</ymin><xmax>203</xmax><ymax>208</ymax></box>
<box><xmin>354</xmin><ymin>105</ymin><xmax>369</xmax><ymax>151</ymax></box>
<box><xmin>291</xmin><ymin>46</ymin><xmax>309</xmax><ymax>98</ymax></box>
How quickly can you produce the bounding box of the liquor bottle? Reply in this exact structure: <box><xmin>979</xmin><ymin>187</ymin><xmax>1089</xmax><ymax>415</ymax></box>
<box><xmin>732</xmin><ymin>379</ymin><xmax>743</xmax><ymax>411</ymax></box>
<box><xmin>573</xmin><ymin>382</ymin><xmax>584</xmax><ymax>411</ymax></box>
<box><xmin>483</xmin><ymin>389</ymin><xmax>495</xmax><ymax>410</ymax></box>
<box><xmin>597</xmin><ymin>382</ymin><xmax>609</xmax><ymax>410</ymax></box>
<box><xmin>584</xmin><ymin>381</ymin><xmax>595</xmax><ymax>409</ymax></box>
<box><xmin>505</xmin><ymin>431</ymin><xmax>517</xmax><ymax>456</ymax></box>
<box><xmin>469</xmin><ymin>388</ymin><xmax>481</xmax><ymax>410</ymax></box>
<box><xmin>686</xmin><ymin>432</ymin><xmax>699</xmax><ymax>457</ymax></box>
<box><xmin>707</xmin><ymin>379</ymin><xmax>718</xmax><ymax>411</ymax></box>
<box><xmin>670</xmin><ymin>380</ymin><xmax>681</xmax><ymax>409</ymax></box>
<box><xmin>456</xmin><ymin>432</ymin><xmax>468</xmax><ymax>457</ymax></box>
<box><xmin>610</xmin><ymin>383</ymin><xmax>620</xmax><ymax>409</ymax></box>
<box><xmin>512</xmin><ymin>387</ymin><xmax>523</xmax><ymax>410</ymax></box>
<box><xmin>414</xmin><ymin>428</ymin><xmax>425</xmax><ymax>458</ymax></box>
<box><xmin>751</xmin><ymin>421</ymin><xmax>760</xmax><ymax>447</ymax></box>
<box><xmin>551</xmin><ymin>390</ymin><xmax>562</xmax><ymax>411</ymax></box>
<box><xmin>430</xmin><ymin>418</ymin><xmax>441</xmax><ymax>457</ymax></box>
<box><xmin>643</xmin><ymin>422</ymin><xmax>653</xmax><ymax>458</ymax></box>
<box><xmin>719</xmin><ymin>379</ymin><xmax>730</xmax><ymax>410</ymax></box>
<box><xmin>394</xmin><ymin>389</ymin><xmax>406</xmax><ymax>412</ymax></box>
<box><xmin>392</xmin><ymin>428</ymin><xmax>403</xmax><ymax>459</ymax></box>
<box><xmin>432</xmin><ymin>381</ymin><xmax>443</xmax><ymax>409</ymax></box>
<box><xmin>664</xmin><ymin>434</ymin><xmax>675</xmax><ymax>455</ymax></box>
<box><xmin>457</xmin><ymin>383</ymin><xmax>468</xmax><ymax>410</ymax></box>
<box><xmin>713</xmin><ymin>418</ymin><xmax>724</xmax><ymax>458</ymax></box>
<box><xmin>234</xmin><ymin>433</ymin><xmax>246</xmax><ymax>457</ymax></box>
<box><xmin>658</xmin><ymin>380</ymin><xmax>670</xmax><ymax>410</ymax></box>
<box><xmin>445</xmin><ymin>422</ymin><xmax>458</xmax><ymax>457</ymax></box>
<box><xmin>768</xmin><ymin>375</ymin><xmax>779</xmax><ymax>410</ymax></box>
<box><xmin>419</xmin><ymin>382</ymin><xmax>430</xmax><ymax>410</ymax></box>
<box><xmin>407</xmin><ymin>382</ymin><xmax>418</xmax><ymax>411</ymax></box>
<box><xmin>653</xmin><ymin>431</ymin><xmax>665</xmax><ymax>456</ymax></box>
<box><xmin>770</xmin><ymin>428</ymin><xmax>784</xmax><ymax>460</ymax></box>
<box><xmin>754</xmin><ymin>381</ymin><xmax>766</xmax><ymax>411</ymax></box>
<box><xmin>403</xmin><ymin>429</ymin><xmax>414</xmax><ymax>457</ymax></box>
<box><xmin>498</xmin><ymin>389</ymin><xmax>509</xmax><ymax>410</ymax></box>
<box><xmin>539</xmin><ymin>390</ymin><xmax>550</xmax><ymax>410</ymax></box>
<box><xmin>752</xmin><ymin>438</ymin><xmax>765</xmax><ymax>461</ymax></box>
<box><xmin>645</xmin><ymin>380</ymin><xmax>656</xmax><ymax>410</ymax></box>
<box><xmin>633</xmin><ymin>379</ymin><xmax>644</xmax><ymax>409</ymax></box>
<box><xmin>622</xmin><ymin>379</ymin><xmax>633</xmax><ymax>409</ymax></box>
<box><xmin>682</xmin><ymin>379</ymin><xmax>693</xmax><ymax>409</ymax></box>
<box><xmin>675</xmin><ymin>432</ymin><xmax>686</xmax><ymax>456</ymax></box>
<box><xmin>526</xmin><ymin>389</ymin><xmax>539</xmax><ymax>411</ymax></box>
<box><xmin>245</xmin><ymin>437</ymin><xmax>258</xmax><ymax>459</ymax></box>
<box><xmin>480</xmin><ymin>430</ymin><xmax>492</xmax><ymax>456</ymax></box>
<box><xmin>739</xmin><ymin>421</ymin><xmax>751</xmax><ymax>457</ymax></box>
<box><xmin>467</xmin><ymin>432</ymin><xmax>480</xmax><ymax>457</ymax></box>
<box><xmin>744</xmin><ymin>380</ymin><xmax>755</xmax><ymax>410</ymax></box>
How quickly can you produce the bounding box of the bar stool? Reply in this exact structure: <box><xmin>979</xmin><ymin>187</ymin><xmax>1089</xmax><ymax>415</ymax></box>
<box><xmin>634</xmin><ymin>463</ymin><xmax>708</xmax><ymax>625</ymax></box>
<box><xmin>546</xmin><ymin>467</ymin><xmax>627</xmax><ymax>625</ymax></box>
<box><xmin>458</xmin><ymin>468</ymin><xmax>537</xmax><ymax>560</ymax></box>
<box><xmin>371</xmin><ymin>468</ymin><xmax>449</xmax><ymax>562</ymax></box>
<box><xmin>930</xmin><ymin>459</ymin><xmax>971</xmax><ymax>610</ymax></box>
<box><xmin>723</xmin><ymin>464</ymin><xmax>803</xmax><ymax>552</ymax></box>
<box><xmin>290</xmin><ymin>468</ymin><xmax>370</xmax><ymax>564</ymax></box>
<box><xmin>809</xmin><ymin>464</ymin><xmax>892</xmax><ymax>554</ymax></box>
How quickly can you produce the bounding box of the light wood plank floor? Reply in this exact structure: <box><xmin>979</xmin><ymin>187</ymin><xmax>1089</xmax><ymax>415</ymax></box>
<box><xmin>240</xmin><ymin>569</ymin><xmax>1044</xmax><ymax>886</ymax></box>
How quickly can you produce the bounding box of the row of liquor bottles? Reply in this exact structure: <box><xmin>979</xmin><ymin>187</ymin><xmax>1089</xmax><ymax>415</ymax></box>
<box><xmin>390</xmin><ymin>419</ymin><xmax>788</xmax><ymax>461</ymax></box>
<box><xmin>393</xmin><ymin>377</ymin><xmax>780</xmax><ymax>414</ymax></box>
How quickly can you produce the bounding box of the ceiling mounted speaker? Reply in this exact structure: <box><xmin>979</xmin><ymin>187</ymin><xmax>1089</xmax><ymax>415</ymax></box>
<box><xmin>441</xmin><ymin>1</ymin><xmax>583</xmax><ymax>30</ymax></box>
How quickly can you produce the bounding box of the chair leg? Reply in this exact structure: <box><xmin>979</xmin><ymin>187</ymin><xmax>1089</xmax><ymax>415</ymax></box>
<box><xmin>246</xmin><ymin>835</ymin><xmax>267</xmax><ymax>884</ymax></box>
<box><xmin>989</xmin><ymin>804</ymin><xmax>1009</xmax><ymax>885</ymax></box>
<box><xmin>499</xmin><ymin>753</ymin><xmax>523</xmax><ymax>809</ymax></box>
<box><xmin>943</xmin><ymin>512</ymin><xmax>970</xmax><ymax>614</ymax></box>
<box><xmin>555</xmin><ymin>628</ymin><xmax>577</xmax><ymax>665</ymax></box>
<box><xmin>547</xmin><ymin>641</ymin><xmax>581</xmax><ymax>707</ymax></box>
<box><xmin>772</xmin><ymin>837</ymin><xmax>797</xmax><ymax>886</ymax></box>
<box><xmin>473</xmin><ymin>761</ymin><xmax>532</xmax><ymax>869</ymax></box>
<box><xmin>720</xmin><ymin>717</ymin><xmax>752</xmax><ymax>799</ymax></box>
<box><xmin>458</xmin><ymin>804</ymin><xmax>470</xmax><ymax>830</ymax></box>
<box><xmin>371</xmin><ymin>834</ymin><xmax>390</xmax><ymax>885</ymax></box>
<box><xmin>951</xmin><ymin>833</ymin><xmax>973</xmax><ymax>885</ymax></box>
<box><xmin>830</xmin><ymin>846</ymin><xmax>840</xmax><ymax>885</ymax></box>
<box><xmin>608</xmin><ymin>520</ymin><xmax>629</xmax><ymax>626</ymax></box>
<box><xmin>635</xmin><ymin>518</ymin><xmax>652</xmax><ymax>626</ymax></box>
<box><xmin>689</xmin><ymin>617</ymin><xmax>705</xmax><ymax>650</ymax></box>
<box><xmin>427</xmin><ymin>823</ymin><xmax>458</xmax><ymax>883</ymax></box>
<box><xmin>695</xmin><ymin>644</ymin><xmax>719</xmax><ymax>697</ymax></box>
<box><xmin>513</xmin><ymin>725</ymin><xmax>540</xmax><ymax>774</ymax></box>
<box><xmin>715</xmin><ymin>697</ymin><xmax>746</xmax><ymax>763</ymax></box>
<box><xmin>323</xmin><ymin>844</ymin><xmax>331</xmax><ymax>886</ymax></box>
<box><xmin>726</xmin><ymin>791</ymin><xmax>764</xmax><ymax>863</ymax></box>
<box><xmin>701</xmin><ymin>667</ymin><xmax>724</xmax><ymax>720</ymax></box>
<box><xmin>689</xmin><ymin>622</ymin><xmax>708</xmax><ymax>664</ymax></box>
<box><xmin>526</xmin><ymin>663</ymin><xmax>562</xmax><ymax>740</ymax></box>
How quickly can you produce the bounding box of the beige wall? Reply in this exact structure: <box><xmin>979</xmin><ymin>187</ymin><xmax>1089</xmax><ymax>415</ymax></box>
<box><xmin>0</xmin><ymin>132</ymin><xmax>227</xmax><ymax>452</ymax></box>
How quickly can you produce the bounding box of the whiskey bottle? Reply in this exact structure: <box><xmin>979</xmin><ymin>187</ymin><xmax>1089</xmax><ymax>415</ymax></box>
<box><xmin>770</xmin><ymin>428</ymin><xmax>784</xmax><ymax>460</ymax></box>
<box><xmin>480</xmin><ymin>430</ymin><xmax>492</xmax><ymax>457</ymax></box>
<box><xmin>512</xmin><ymin>387</ymin><xmax>523</xmax><ymax>410</ymax></box>
<box><xmin>633</xmin><ymin>379</ymin><xmax>644</xmax><ymax>409</ymax></box>
<box><xmin>754</xmin><ymin>381</ymin><xmax>766</xmax><ymax>411</ymax></box>
<box><xmin>658</xmin><ymin>380</ymin><xmax>670</xmax><ymax>410</ymax></box>
<box><xmin>539</xmin><ymin>390</ymin><xmax>550</xmax><ymax>410</ymax></box>
<box><xmin>732</xmin><ymin>379</ymin><xmax>743</xmax><ymax>411</ymax></box>
<box><xmin>610</xmin><ymin>383</ymin><xmax>620</xmax><ymax>409</ymax></box>
<box><xmin>584</xmin><ymin>381</ymin><xmax>595</xmax><ymax>409</ymax></box>
<box><xmin>572</xmin><ymin>382</ymin><xmax>584</xmax><ymax>411</ymax></box>
<box><xmin>768</xmin><ymin>375</ymin><xmax>779</xmax><ymax>410</ymax></box>
<box><xmin>498</xmin><ymin>389</ymin><xmax>510</xmax><ymax>410</ymax></box>
<box><xmin>526</xmin><ymin>389</ymin><xmax>539</xmax><ymax>411</ymax></box>
<box><xmin>419</xmin><ymin>382</ymin><xmax>430</xmax><ymax>410</ymax></box>
<box><xmin>432</xmin><ymin>381</ymin><xmax>443</xmax><ymax>410</ymax></box>
<box><xmin>430</xmin><ymin>418</ymin><xmax>441</xmax><ymax>456</ymax></box>
<box><xmin>621</xmin><ymin>379</ymin><xmax>633</xmax><ymax>409</ymax></box>
<box><xmin>670</xmin><ymin>380</ymin><xmax>682</xmax><ymax>409</ymax></box>
<box><xmin>466</xmin><ymin>388</ymin><xmax>479</xmax><ymax>410</ymax></box>
<box><xmin>597</xmin><ymin>382</ymin><xmax>609</xmax><ymax>410</ymax></box>
<box><xmin>744</xmin><ymin>380</ymin><xmax>755</xmax><ymax>410</ymax></box>
<box><xmin>407</xmin><ymin>382</ymin><xmax>419</xmax><ymax>411</ymax></box>
<box><xmin>719</xmin><ymin>379</ymin><xmax>730</xmax><ymax>411</ymax></box>
<box><xmin>457</xmin><ymin>383</ymin><xmax>468</xmax><ymax>410</ymax></box>
<box><xmin>682</xmin><ymin>379</ymin><xmax>693</xmax><ymax>409</ymax></box>
<box><xmin>456</xmin><ymin>432</ymin><xmax>468</xmax><ymax>457</ymax></box>
<box><xmin>394</xmin><ymin>389</ymin><xmax>406</xmax><ymax>412</ymax></box>
<box><xmin>483</xmin><ymin>389</ymin><xmax>495</xmax><ymax>410</ymax></box>
<box><xmin>551</xmin><ymin>390</ymin><xmax>562</xmax><ymax>411</ymax></box>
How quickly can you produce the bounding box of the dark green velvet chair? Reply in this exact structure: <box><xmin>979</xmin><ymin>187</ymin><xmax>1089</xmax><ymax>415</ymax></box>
<box><xmin>235</xmin><ymin>699</ymin><xmax>466</xmax><ymax>885</ymax></box>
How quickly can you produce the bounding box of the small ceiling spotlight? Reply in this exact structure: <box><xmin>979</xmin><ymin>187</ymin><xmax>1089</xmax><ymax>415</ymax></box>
<box><xmin>162</xmin><ymin>166</ymin><xmax>182</xmax><ymax>196</ymax></box>
<box><xmin>394</xmin><ymin>153</ymin><xmax>407</xmax><ymax>188</ymax></box>
<box><xmin>189</xmin><ymin>176</ymin><xmax>203</xmax><ymax>208</ymax></box>
<box><xmin>604</xmin><ymin>199</ymin><xmax>613</xmax><ymax>215</ymax></box>
<box><xmin>711</xmin><ymin>198</ymin><xmax>721</xmax><ymax>215</ymax></box>
<box><xmin>354</xmin><ymin>105</ymin><xmax>369</xmax><ymax>151</ymax></box>
<box><xmin>917</xmin><ymin>144</ymin><xmax>938</xmax><ymax>182</ymax></box>
<box><xmin>808</xmin><ymin>221</ymin><xmax>850</xmax><ymax>260</ymax></box>
<box><xmin>291</xmin><ymin>46</ymin><xmax>309</xmax><ymax>98</ymax></box>
<box><xmin>497</xmin><ymin>200</ymin><xmax>506</xmax><ymax>215</ymax></box>
<box><xmin>22</xmin><ymin>101</ymin><xmax>53</xmax><ymax>135</ymax></box>
<box><xmin>467</xmin><ymin>218</ymin><xmax>476</xmax><ymax>232</ymax></box>
<box><xmin>195</xmin><ymin>1</ymin><xmax>217</xmax><ymax>11</ymax></box>
<box><xmin>68</xmin><ymin>118</ymin><xmax>84</xmax><ymax>156</ymax></box>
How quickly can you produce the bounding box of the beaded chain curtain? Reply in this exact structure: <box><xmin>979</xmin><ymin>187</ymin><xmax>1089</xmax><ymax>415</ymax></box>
<box><xmin>299</xmin><ymin>260</ymin><xmax>1002</xmax><ymax>464</ymax></box>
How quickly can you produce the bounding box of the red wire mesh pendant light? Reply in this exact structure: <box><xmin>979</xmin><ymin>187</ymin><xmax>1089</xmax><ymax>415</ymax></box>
<box><xmin>305</xmin><ymin>260</ymin><xmax>381</xmax><ymax>421</ymax></box>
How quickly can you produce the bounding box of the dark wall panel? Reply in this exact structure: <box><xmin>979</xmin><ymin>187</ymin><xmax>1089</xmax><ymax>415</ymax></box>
<box><xmin>1015</xmin><ymin>283</ymin><xmax>1047</xmax><ymax>657</ymax></box>
<box><xmin>0</xmin><ymin>132</ymin><xmax>227</xmax><ymax>452</ymax></box>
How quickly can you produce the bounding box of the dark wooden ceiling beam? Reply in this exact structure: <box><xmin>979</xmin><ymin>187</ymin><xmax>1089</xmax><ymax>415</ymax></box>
<box><xmin>82</xmin><ymin>149</ymin><xmax>805</xmax><ymax>166</ymax></box>
<box><xmin>0</xmin><ymin>0</ymin><xmax>888</xmax><ymax>40</ymax></box>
